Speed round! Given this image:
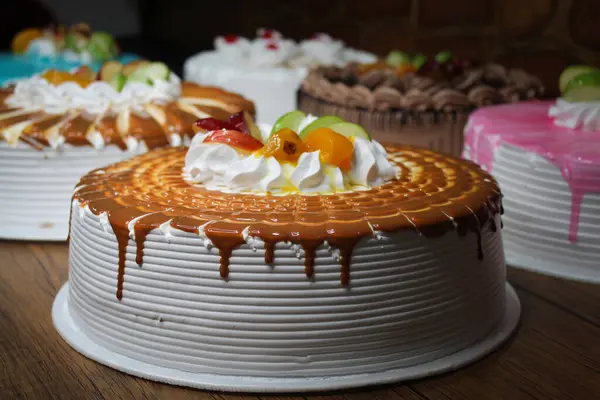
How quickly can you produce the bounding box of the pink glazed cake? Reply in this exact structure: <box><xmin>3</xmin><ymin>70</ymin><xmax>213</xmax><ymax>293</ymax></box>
<box><xmin>464</xmin><ymin>100</ymin><xmax>600</xmax><ymax>281</ymax></box>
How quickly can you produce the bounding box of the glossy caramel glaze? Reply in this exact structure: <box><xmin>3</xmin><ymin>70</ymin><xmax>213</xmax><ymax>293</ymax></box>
<box><xmin>71</xmin><ymin>145</ymin><xmax>502</xmax><ymax>300</ymax></box>
<box><xmin>0</xmin><ymin>83</ymin><xmax>255</xmax><ymax>150</ymax></box>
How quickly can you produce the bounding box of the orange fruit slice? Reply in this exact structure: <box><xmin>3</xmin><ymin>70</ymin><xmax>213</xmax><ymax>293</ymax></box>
<box><xmin>12</xmin><ymin>28</ymin><xmax>44</xmax><ymax>54</ymax></box>
<box><xmin>304</xmin><ymin>128</ymin><xmax>354</xmax><ymax>170</ymax></box>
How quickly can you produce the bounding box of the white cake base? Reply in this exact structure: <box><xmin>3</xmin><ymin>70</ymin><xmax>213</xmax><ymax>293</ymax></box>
<box><xmin>0</xmin><ymin>142</ymin><xmax>142</xmax><ymax>241</ymax></box>
<box><xmin>53</xmin><ymin>283</ymin><xmax>520</xmax><ymax>393</ymax></box>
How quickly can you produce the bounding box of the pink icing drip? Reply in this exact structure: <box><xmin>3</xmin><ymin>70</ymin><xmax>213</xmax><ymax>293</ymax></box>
<box><xmin>465</xmin><ymin>100</ymin><xmax>600</xmax><ymax>242</ymax></box>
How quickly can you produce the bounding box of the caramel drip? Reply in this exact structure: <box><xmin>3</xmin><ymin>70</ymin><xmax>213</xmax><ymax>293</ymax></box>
<box><xmin>301</xmin><ymin>240</ymin><xmax>323</xmax><ymax>278</ymax></box>
<box><xmin>328</xmin><ymin>238</ymin><xmax>361</xmax><ymax>285</ymax></box>
<box><xmin>72</xmin><ymin>146</ymin><xmax>503</xmax><ymax>300</ymax></box>
<box><xmin>264</xmin><ymin>241</ymin><xmax>276</xmax><ymax>265</ymax></box>
<box><xmin>61</xmin><ymin>114</ymin><xmax>94</xmax><ymax>145</ymax></box>
<box><xmin>96</xmin><ymin>114</ymin><xmax>127</xmax><ymax>150</ymax></box>
<box><xmin>0</xmin><ymin>82</ymin><xmax>255</xmax><ymax>150</ymax></box>
<box><xmin>204</xmin><ymin>222</ymin><xmax>247</xmax><ymax>279</ymax></box>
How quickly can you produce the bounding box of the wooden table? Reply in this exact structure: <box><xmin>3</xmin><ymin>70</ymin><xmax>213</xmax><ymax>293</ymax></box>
<box><xmin>1</xmin><ymin>240</ymin><xmax>599</xmax><ymax>400</ymax></box>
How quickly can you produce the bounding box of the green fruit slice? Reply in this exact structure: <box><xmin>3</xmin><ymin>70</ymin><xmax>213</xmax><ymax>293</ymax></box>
<box><xmin>299</xmin><ymin>116</ymin><xmax>344</xmax><ymax>139</ymax></box>
<box><xmin>560</xmin><ymin>66</ymin><xmax>600</xmax><ymax>94</ymax></box>
<box><xmin>99</xmin><ymin>60</ymin><xmax>123</xmax><ymax>82</ymax></box>
<box><xmin>271</xmin><ymin>111</ymin><xmax>306</xmax><ymax>135</ymax></box>
<box><xmin>128</xmin><ymin>62</ymin><xmax>170</xmax><ymax>84</ymax></box>
<box><xmin>385</xmin><ymin>50</ymin><xmax>411</xmax><ymax>67</ymax></box>
<box><xmin>328</xmin><ymin>122</ymin><xmax>371</xmax><ymax>141</ymax></box>
<box><xmin>65</xmin><ymin>32</ymin><xmax>87</xmax><ymax>52</ymax></box>
<box><xmin>110</xmin><ymin>73</ymin><xmax>127</xmax><ymax>92</ymax></box>
<box><xmin>87</xmin><ymin>32</ymin><xmax>115</xmax><ymax>61</ymax></box>
<box><xmin>564</xmin><ymin>71</ymin><xmax>600</xmax><ymax>94</ymax></box>
<box><xmin>563</xmin><ymin>86</ymin><xmax>600</xmax><ymax>103</ymax></box>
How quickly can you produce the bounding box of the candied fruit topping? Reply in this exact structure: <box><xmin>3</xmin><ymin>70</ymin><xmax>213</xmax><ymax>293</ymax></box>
<box><xmin>259</xmin><ymin>128</ymin><xmax>307</xmax><ymax>162</ymax></box>
<box><xmin>304</xmin><ymin>128</ymin><xmax>354</xmax><ymax>170</ymax></box>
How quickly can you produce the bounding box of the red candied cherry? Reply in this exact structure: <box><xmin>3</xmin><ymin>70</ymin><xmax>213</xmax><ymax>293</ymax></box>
<box><xmin>204</xmin><ymin>130</ymin><xmax>264</xmax><ymax>152</ymax></box>
<box><xmin>261</xmin><ymin>29</ymin><xmax>274</xmax><ymax>39</ymax></box>
<box><xmin>193</xmin><ymin>118</ymin><xmax>237</xmax><ymax>133</ymax></box>
<box><xmin>224</xmin><ymin>34</ymin><xmax>238</xmax><ymax>44</ymax></box>
<box><xmin>266</xmin><ymin>42</ymin><xmax>279</xmax><ymax>51</ymax></box>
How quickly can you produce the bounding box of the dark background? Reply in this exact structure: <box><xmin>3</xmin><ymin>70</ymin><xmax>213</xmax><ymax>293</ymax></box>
<box><xmin>4</xmin><ymin>0</ymin><xmax>600</xmax><ymax>97</ymax></box>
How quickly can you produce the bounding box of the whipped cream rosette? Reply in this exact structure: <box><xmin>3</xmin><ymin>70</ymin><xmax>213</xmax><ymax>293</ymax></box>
<box><xmin>185</xmin><ymin>111</ymin><xmax>399</xmax><ymax>195</ymax></box>
<box><xmin>0</xmin><ymin>60</ymin><xmax>255</xmax><ymax>241</ymax></box>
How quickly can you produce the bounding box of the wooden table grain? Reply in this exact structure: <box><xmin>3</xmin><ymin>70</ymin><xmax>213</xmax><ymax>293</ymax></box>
<box><xmin>1</xmin><ymin>240</ymin><xmax>599</xmax><ymax>400</ymax></box>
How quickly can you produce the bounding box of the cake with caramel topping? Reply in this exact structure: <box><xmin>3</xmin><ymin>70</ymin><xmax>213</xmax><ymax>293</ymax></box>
<box><xmin>298</xmin><ymin>51</ymin><xmax>543</xmax><ymax>157</ymax></box>
<box><xmin>0</xmin><ymin>61</ymin><xmax>254</xmax><ymax>241</ymax></box>
<box><xmin>56</xmin><ymin>112</ymin><xmax>519</xmax><ymax>390</ymax></box>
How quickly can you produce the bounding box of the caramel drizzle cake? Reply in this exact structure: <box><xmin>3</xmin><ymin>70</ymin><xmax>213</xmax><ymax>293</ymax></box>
<box><xmin>0</xmin><ymin>62</ymin><xmax>254</xmax><ymax>151</ymax></box>
<box><xmin>71</xmin><ymin>113</ymin><xmax>501</xmax><ymax>299</ymax></box>
<box><xmin>63</xmin><ymin>112</ymin><xmax>511</xmax><ymax>381</ymax></box>
<box><xmin>0</xmin><ymin>61</ymin><xmax>254</xmax><ymax>241</ymax></box>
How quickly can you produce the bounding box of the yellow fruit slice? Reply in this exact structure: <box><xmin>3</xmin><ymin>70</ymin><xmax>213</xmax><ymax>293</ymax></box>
<box><xmin>12</xmin><ymin>28</ymin><xmax>43</xmax><ymax>54</ymax></box>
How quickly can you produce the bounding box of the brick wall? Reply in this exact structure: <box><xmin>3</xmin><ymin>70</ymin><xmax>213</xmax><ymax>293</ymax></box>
<box><xmin>145</xmin><ymin>0</ymin><xmax>600</xmax><ymax>96</ymax></box>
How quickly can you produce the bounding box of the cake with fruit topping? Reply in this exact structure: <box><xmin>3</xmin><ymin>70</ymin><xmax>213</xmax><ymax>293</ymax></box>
<box><xmin>463</xmin><ymin>65</ymin><xmax>600</xmax><ymax>282</ymax></box>
<box><xmin>0</xmin><ymin>60</ymin><xmax>254</xmax><ymax>241</ymax></box>
<box><xmin>184</xmin><ymin>29</ymin><xmax>376</xmax><ymax>124</ymax></box>
<box><xmin>1</xmin><ymin>23</ymin><xmax>137</xmax><ymax>84</ymax></box>
<box><xmin>298</xmin><ymin>50</ymin><xmax>544</xmax><ymax>157</ymax></box>
<box><xmin>54</xmin><ymin>111</ymin><xmax>519</xmax><ymax>391</ymax></box>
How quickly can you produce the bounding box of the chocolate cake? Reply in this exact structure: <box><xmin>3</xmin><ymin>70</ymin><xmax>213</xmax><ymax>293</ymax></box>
<box><xmin>298</xmin><ymin>62</ymin><xmax>543</xmax><ymax>156</ymax></box>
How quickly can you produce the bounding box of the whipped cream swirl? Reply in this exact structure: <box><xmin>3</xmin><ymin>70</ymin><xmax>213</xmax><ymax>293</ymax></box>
<box><xmin>184</xmin><ymin>131</ymin><xmax>399</xmax><ymax>195</ymax></box>
<box><xmin>6</xmin><ymin>74</ymin><xmax>181</xmax><ymax>115</ymax></box>
<box><xmin>549</xmin><ymin>98</ymin><xmax>600</xmax><ymax>131</ymax></box>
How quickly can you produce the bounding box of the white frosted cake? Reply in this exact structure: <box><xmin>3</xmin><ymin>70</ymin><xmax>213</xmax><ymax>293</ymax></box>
<box><xmin>55</xmin><ymin>113</ymin><xmax>519</xmax><ymax>391</ymax></box>
<box><xmin>0</xmin><ymin>62</ymin><xmax>254</xmax><ymax>241</ymax></box>
<box><xmin>463</xmin><ymin>67</ymin><xmax>600</xmax><ymax>281</ymax></box>
<box><xmin>184</xmin><ymin>29</ymin><xmax>376</xmax><ymax>124</ymax></box>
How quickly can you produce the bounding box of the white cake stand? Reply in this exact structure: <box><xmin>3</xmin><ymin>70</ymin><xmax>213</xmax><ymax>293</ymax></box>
<box><xmin>52</xmin><ymin>283</ymin><xmax>521</xmax><ymax>393</ymax></box>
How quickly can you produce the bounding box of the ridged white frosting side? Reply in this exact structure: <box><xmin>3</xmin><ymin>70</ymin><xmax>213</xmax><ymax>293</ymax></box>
<box><xmin>0</xmin><ymin>142</ymin><xmax>143</xmax><ymax>240</ymax></box>
<box><xmin>184</xmin><ymin>52</ymin><xmax>306</xmax><ymax>124</ymax></box>
<box><xmin>464</xmin><ymin>142</ymin><xmax>600</xmax><ymax>271</ymax></box>
<box><xmin>67</xmin><ymin>202</ymin><xmax>507</xmax><ymax>377</ymax></box>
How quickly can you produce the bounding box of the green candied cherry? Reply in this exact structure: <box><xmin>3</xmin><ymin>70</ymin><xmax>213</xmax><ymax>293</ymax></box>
<box><xmin>559</xmin><ymin>66</ymin><xmax>600</xmax><ymax>94</ymax></box>
<box><xmin>412</xmin><ymin>53</ymin><xmax>428</xmax><ymax>69</ymax></box>
<box><xmin>298</xmin><ymin>115</ymin><xmax>344</xmax><ymax>139</ymax></box>
<box><xmin>386</xmin><ymin>50</ymin><xmax>412</xmax><ymax>67</ymax></box>
<box><xmin>271</xmin><ymin>110</ymin><xmax>306</xmax><ymax>136</ymax></box>
<box><xmin>434</xmin><ymin>50</ymin><xmax>453</xmax><ymax>64</ymax></box>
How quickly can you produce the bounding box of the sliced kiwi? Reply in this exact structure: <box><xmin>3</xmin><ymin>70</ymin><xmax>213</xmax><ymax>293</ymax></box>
<box><xmin>271</xmin><ymin>110</ymin><xmax>306</xmax><ymax>136</ymax></box>
<box><xmin>128</xmin><ymin>62</ymin><xmax>170</xmax><ymax>84</ymax></box>
<box><xmin>299</xmin><ymin>115</ymin><xmax>344</xmax><ymax>139</ymax></box>
<box><xmin>328</xmin><ymin>122</ymin><xmax>371</xmax><ymax>141</ymax></box>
